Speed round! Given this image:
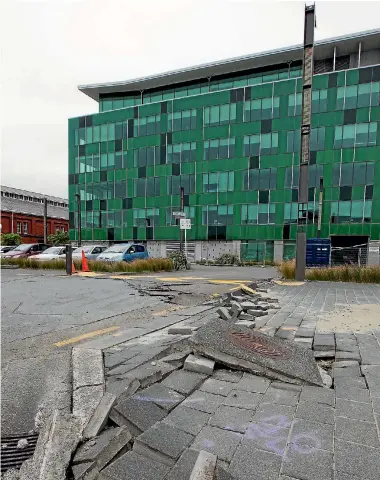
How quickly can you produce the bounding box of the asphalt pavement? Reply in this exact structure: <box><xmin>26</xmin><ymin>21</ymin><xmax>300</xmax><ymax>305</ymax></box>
<box><xmin>1</xmin><ymin>265</ymin><xmax>277</xmax><ymax>435</ymax></box>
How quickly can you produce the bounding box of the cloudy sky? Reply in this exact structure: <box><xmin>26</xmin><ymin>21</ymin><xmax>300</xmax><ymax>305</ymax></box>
<box><xmin>1</xmin><ymin>0</ymin><xmax>380</xmax><ymax>198</ymax></box>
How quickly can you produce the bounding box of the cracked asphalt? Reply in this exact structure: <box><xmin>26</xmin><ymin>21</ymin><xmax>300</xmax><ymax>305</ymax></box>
<box><xmin>1</xmin><ymin>265</ymin><xmax>276</xmax><ymax>435</ymax></box>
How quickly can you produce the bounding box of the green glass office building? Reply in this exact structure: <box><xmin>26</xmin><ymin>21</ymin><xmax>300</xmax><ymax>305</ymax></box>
<box><xmin>68</xmin><ymin>29</ymin><xmax>380</xmax><ymax>263</ymax></box>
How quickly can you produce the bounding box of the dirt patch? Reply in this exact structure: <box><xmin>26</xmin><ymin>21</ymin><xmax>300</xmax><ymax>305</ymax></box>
<box><xmin>317</xmin><ymin>303</ymin><xmax>380</xmax><ymax>333</ymax></box>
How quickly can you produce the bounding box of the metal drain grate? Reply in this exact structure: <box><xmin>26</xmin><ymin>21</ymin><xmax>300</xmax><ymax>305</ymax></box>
<box><xmin>229</xmin><ymin>331</ymin><xmax>292</xmax><ymax>359</ymax></box>
<box><xmin>1</xmin><ymin>432</ymin><xmax>38</xmax><ymax>472</ymax></box>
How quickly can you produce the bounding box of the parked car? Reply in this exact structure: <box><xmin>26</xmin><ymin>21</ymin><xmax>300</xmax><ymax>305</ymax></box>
<box><xmin>0</xmin><ymin>245</ymin><xmax>16</xmax><ymax>256</ymax></box>
<box><xmin>97</xmin><ymin>243</ymin><xmax>148</xmax><ymax>263</ymax></box>
<box><xmin>2</xmin><ymin>243</ymin><xmax>49</xmax><ymax>259</ymax></box>
<box><xmin>72</xmin><ymin>245</ymin><xmax>107</xmax><ymax>261</ymax></box>
<box><xmin>33</xmin><ymin>246</ymin><xmax>69</xmax><ymax>261</ymax></box>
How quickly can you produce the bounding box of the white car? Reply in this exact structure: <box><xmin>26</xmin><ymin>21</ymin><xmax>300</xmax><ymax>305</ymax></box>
<box><xmin>33</xmin><ymin>246</ymin><xmax>68</xmax><ymax>261</ymax></box>
<box><xmin>72</xmin><ymin>245</ymin><xmax>107</xmax><ymax>261</ymax></box>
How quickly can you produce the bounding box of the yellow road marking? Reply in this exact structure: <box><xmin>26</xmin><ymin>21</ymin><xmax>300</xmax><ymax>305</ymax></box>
<box><xmin>208</xmin><ymin>280</ymin><xmax>251</xmax><ymax>285</ymax></box>
<box><xmin>274</xmin><ymin>280</ymin><xmax>305</xmax><ymax>286</ymax></box>
<box><xmin>77</xmin><ymin>272</ymin><xmax>102</xmax><ymax>277</ymax></box>
<box><xmin>156</xmin><ymin>277</ymin><xmax>186</xmax><ymax>281</ymax></box>
<box><xmin>54</xmin><ymin>326</ymin><xmax>120</xmax><ymax>347</ymax></box>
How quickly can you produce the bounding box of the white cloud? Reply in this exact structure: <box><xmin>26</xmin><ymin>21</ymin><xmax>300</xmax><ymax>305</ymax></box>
<box><xmin>1</xmin><ymin>0</ymin><xmax>379</xmax><ymax>197</ymax></box>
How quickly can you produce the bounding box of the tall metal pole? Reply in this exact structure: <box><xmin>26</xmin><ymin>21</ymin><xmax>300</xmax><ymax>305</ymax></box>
<box><xmin>179</xmin><ymin>186</ymin><xmax>184</xmax><ymax>252</ymax></box>
<box><xmin>295</xmin><ymin>4</ymin><xmax>316</xmax><ymax>281</ymax></box>
<box><xmin>75</xmin><ymin>193</ymin><xmax>82</xmax><ymax>247</ymax></box>
<box><xmin>317</xmin><ymin>177</ymin><xmax>324</xmax><ymax>238</ymax></box>
<box><xmin>43</xmin><ymin>198</ymin><xmax>48</xmax><ymax>244</ymax></box>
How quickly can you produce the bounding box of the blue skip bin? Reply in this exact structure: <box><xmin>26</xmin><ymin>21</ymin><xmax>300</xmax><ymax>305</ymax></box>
<box><xmin>306</xmin><ymin>238</ymin><xmax>331</xmax><ymax>267</ymax></box>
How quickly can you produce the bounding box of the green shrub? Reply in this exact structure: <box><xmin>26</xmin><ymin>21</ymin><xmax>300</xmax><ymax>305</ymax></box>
<box><xmin>48</xmin><ymin>231</ymin><xmax>69</xmax><ymax>246</ymax></box>
<box><xmin>214</xmin><ymin>253</ymin><xmax>239</xmax><ymax>265</ymax></box>
<box><xmin>1</xmin><ymin>233</ymin><xmax>21</xmax><ymax>246</ymax></box>
<box><xmin>168</xmin><ymin>251</ymin><xmax>189</xmax><ymax>270</ymax></box>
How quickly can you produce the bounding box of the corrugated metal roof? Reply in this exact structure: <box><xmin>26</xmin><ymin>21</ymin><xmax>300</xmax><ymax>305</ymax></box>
<box><xmin>78</xmin><ymin>29</ymin><xmax>380</xmax><ymax>102</ymax></box>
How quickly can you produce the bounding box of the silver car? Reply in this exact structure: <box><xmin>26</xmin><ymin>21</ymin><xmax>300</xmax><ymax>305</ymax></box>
<box><xmin>72</xmin><ymin>245</ymin><xmax>107</xmax><ymax>261</ymax></box>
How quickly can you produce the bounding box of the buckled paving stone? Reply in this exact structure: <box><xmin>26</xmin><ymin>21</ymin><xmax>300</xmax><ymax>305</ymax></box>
<box><xmin>111</xmin><ymin>396</ymin><xmax>167</xmax><ymax>436</ymax></box>
<box><xmin>252</xmin><ymin>402</ymin><xmax>295</xmax><ymax>426</ymax></box>
<box><xmin>335</xmin><ymin>398</ymin><xmax>376</xmax><ymax>422</ymax></box>
<box><xmin>275</xmin><ymin>328</ymin><xmax>296</xmax><ymax>341</ymax></box>
<box><xmin>313</xmin><ymin>333</ymin><xmax>335</xmax><ymax>351</ymax></box>
<box><xmin>99</xmin><ymin>450</ymin><xmax>170</xmax><ymax>480</ymax></box>
<box><xmin>200</xmin><ymin>379</ymin><xmax>235</xmax><ymax>397</ymax></box>
<box><xmin>229</xmin><ymin>444</ymin><xmax>282</xmax><ymax>480</ymax></box>
<box><xmin>184</xmin><ymin>354</ymin><xmax>215</xmax><ymax>375</ymax></box>
<box><xmin>135</xmin><ymin>383</ymin><xmax>185</xmax><ymax>412</ymax></box>
<box><xmin>105</xmin><ymin>377</ymin><xmax>140</xmax><ymax>399</ymax></box>
<box><xmin>133</xmin><ymin>422</ymin><xmax>194</xmax><ymax>467</ymax></box>
<box><xmin>335</xmin><ymin>417</ymin><xmax>380</xmax><ymax>448</ymax></box>
<box><xmin>73</xmin><ymin>428</ymin><xmax>121</xmax><ymax>464</ymax></box>
<box><xmin>235</xmin><ymin>373</ymin><xmax>271</xmax><ymax>394</ymax></box>
<box><xmin>281</xmin><ymin>444</ymin><xmax>333</xmax><ymax>480</ymax></box>
<box><xmin>183</xmin><ymin>391</ymin><xmax>225</xmax><ymax>414</ymax></box>
<box><xmin>335</xmin><ymin>351</ymin><xmax>361</xmax><ymax>362</ymax></box>
<box><xmin>163</xmin><ymin>405</ymin><xmax>211</xmax><ymax>436</ymax></box>
<box><xmin>159</xmin><ymin>349</ymin><xmax>192</xmax><ymax>368</ymax></box>
<box><xmin>164</xmin><ymin>448</ymin><xmax>200</xmax><ymax>480</ymax></box>
<box><xmin>295</xmin><ymin>400</ymin><xmax>335</xmax><ymax>425</ymax></box>
<box><xmin>216</xmin><ymin>307</ymin><xmax>232</xmax><ymax>321</ymax></box>
<box><xmin>335</xmin><ymin>385</ymin><xmax>370</xmax><ymax>403</ymax></box>
<box><xmin>191</xmin><ymin>425</ymin><xmax>242</xmax><ymax>462</ymax></box>
<box><xmin>333</xmin><ymin>376</ymin><xmax>367</xmax><ymax>390</ymax></box>
<box><xmin>238</xmin><ymin>312</ymin><xmax>255</xmax><ymax>321</ymax></box>
<box><xmin>332</xmin><ymin>361</ymin><xmax>362</xmax><ymax>378</ymax></box>
<box><xmin>72</xmin><ymin>461</ymin><xmax>94</xmax><ymax>479</ymax></box>
<box><xmin>334</xmin><ymin>438</ymin><xmax>380</xmax><ymax>480</ymax></box>
<box><xmin>73</xmin><ymin>385</ymin><xmax>104</xmax><ymax>427</ymax></box>
<box><xmin>234</xmin><ymin>320</ymin><xmax>256</xmax><ymax>329</ymax></box>
<box><xmin>295</xmin><ymin>328</ymin><xmax>316</xmax><ymax>338</ymax></box>
<box><xmin>261</xmin><ymin>386</ymin><xmax>300</xmax><ymax>407</ymax></box>
<box><xmin>162</xmin><ymin>370</ymin><xmax>207</xmax><ymax>395</ymax></box>
<box><xmin>271</xmin><ymin>382</ymin><xmax>302</xmax><ymax>392</ymax></box>
<box><xmin>258</xmin><ymin>326</ymin><xmax>276</xmax><ymax>336</ymax></box>
<box><xmin>247</xmin><ymin>309</ymin><xmax>268</xmax><ymax>317</ymax></box>
<box><xmin>212</xmin><ymin>369</ymin><xmax>243</xmax><ymax>383</ymax></box>
<box><xmin>104</xmin><ymin>350</ymin><xmax>140</xmax><ymax>369</ymax></box>
<box><xmin>300</xmin><ymin>386</ymin><xmax>335</xmax><ymax>406</ymax></box>
<box><xmin>222</xmin><ymin>390</ymin><xmax>263</xmax><ymax>410</ymax></box>
<box><xmin>313</xmin><ymin>350</ymin><xmax>336</xmax><ymax>359</ymax></box>
<box><xmin>209</xmin><ymin>405</ymin><xmax>254</xmax><ymax>433</ymax></box>
<box><xmin>293</xmin><ymin>338</ymin><xmax>313</xmax><ymax>349</ymax></box>
<box><xmin>83</xmin><ymin>392</ymin><xmax>116</xmax><ymax>439</ymax></box>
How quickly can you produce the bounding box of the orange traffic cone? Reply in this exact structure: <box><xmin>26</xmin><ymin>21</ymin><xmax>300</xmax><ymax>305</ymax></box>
<box><xmin>72</xmin><ymin>261</ymin><xmax>78</xmax><ymax>274</ymax></box>
<box><xmin>81</xmin><ymin>250</ymin><xmax>90</xmax><ymax>273</ymax></box>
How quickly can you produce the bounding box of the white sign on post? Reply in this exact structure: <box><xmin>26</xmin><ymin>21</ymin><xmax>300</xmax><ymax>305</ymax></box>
<box><xmin>180</xmin><ymin>218</ymin><xmax>191</xmax><ymax>230</ymax></box>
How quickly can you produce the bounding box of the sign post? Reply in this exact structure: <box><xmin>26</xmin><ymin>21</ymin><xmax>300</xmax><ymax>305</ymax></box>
<box><xmin>180</xmin><ymin>218</ymin><xmax>191</xmax><ymax>261</ymax></box>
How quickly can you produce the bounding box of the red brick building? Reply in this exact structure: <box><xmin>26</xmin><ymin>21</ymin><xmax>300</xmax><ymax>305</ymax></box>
<box><xmin>1</xmin><ymin>186</ymin><xmax>69</xmax><ymax>243</ymax></box>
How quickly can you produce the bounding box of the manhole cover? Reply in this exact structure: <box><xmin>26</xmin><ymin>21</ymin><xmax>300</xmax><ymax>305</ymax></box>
<box><xmin>1</xmin><ymin>432</ymin><xmax>38</xmax><ymax>472</ymax></box>
<box><xmin>229</xmin><ymin>331</ymin><xmax>292</xmax><ymax>359</ymax></box>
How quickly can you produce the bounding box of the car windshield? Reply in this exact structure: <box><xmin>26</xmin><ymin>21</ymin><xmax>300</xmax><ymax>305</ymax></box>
<box><xmin>104</xmin><ymin>245</ymin><xmax>128</xmax><ymax>253</ymax></box>
<box><xmin>73</xmin><ymin>247</ymin><xmax>92</xmax><ymax>253</ymax></box>
<box><xmin>13</xmin><ymin>244</ymin><xmax>33</xmax><ymax>252</ymax></box>
<box><xmin>41</xmin><ymin>247</ymin><xmax>62</xmax><ymax>255</ymax></box>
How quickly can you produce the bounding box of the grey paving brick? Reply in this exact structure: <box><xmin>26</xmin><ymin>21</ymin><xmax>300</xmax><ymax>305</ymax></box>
<box><xmin>295</xmin><ymin>328</ymin><xmax>316</xmax><ymax>338</ymax></box>
<box><xmin>261</xmin><ymin>386</ymin><xmax>300</xmax><ymax>407</ymax></box>
<box><xmin>313</xmin><ymin>333</ymin><xmax>335</xmax><ymax>351</ymax></box>
<box><xmin>212</xmin><ymin>369</ymin><xmax>243</xmax><ymax>383</ymax></box>
<box><xmin>372</xmin><ymin>396</ymin><xmax>380</xmax><ymax>414</ymax></box>
<box><xmin>332</xmin><ymin>362</ymin><xmax>361</xmax><ymax>378</ymax></box>
<box><xmin>222</xmin><ymin>389</ymin><xmax>263</xmax><ymax>410</ymax></box>
<box><xmin>282</xmin><ymin>446</ymin><xmax>333</xmax><ymax>480</ymax></box>
<box><xmin>336</xmin><ymin>341</ymin><xmax>359</xmax><ymax>353</ymax></box>
<box><xmin>294</xmin><ymin>338</ymin><xmax>313</xmax><ymax>349</ymax></box>
<box><xmin>200</xmin><ymin>378</ymin><xmax>235</xmax><ymax>397</ymax></box>
<box><xmin>133</xmin><ymin>422</ymin><xmax>194</xmax><ymax>466</ymax></box>
<box><xmin>314</xmin><ymin>350</ymin><xmax>336</xmax><ymax>359</ymax></box>
<box><xmin>300</xmin><ymin>386</ymin><xmax>335</xmax><ymax>406</ymax></box>
<box><xmin>290</xmin><ymin>418</ymin><xmax>334</xmax><ymax>451</ymax></box>
<box><xmin>335</xmin><ymin>351</ymin><xmax>361</xmax><ymax>362</ymax></box>
<box><xmin>73</xmin><ymin>428</ymin><xmax>120</xmax><ymax>464</ymax></box>
<box><xmin>243</xmin><ymin>422</ymin><xmax>289</xmax><ymax>455</ymax></box>
<box><xmin>335</xmin><ymin>438</ymin><xmax>380</xmax><ymax>480</ymax></box>
<box><xmin>162</xmin><ymin>370</ymin><xmax>206</xmax><ymax>395</ymax></box>
<box><xmin>252</xmin><ymin>402</ymin><xmax>295</xmax><ymax>427</ymax></box>
<box><xmin>192</xmin><ymin>425</ymin><xmax>242</xmax><ymax>462</ymax></box>
<box><xmin>99</xmin><ymin>450</ymin><xmax>170</xmax><ymax>480</ymax></box>
<box><xmin>229</xmin><ymin>444</ymin><xmax>282</xmax><ymax>480</ymax></box>
<box><xmin>104</xmin><ymin>350</ymin><xmax>139</xmax><ymax>369</ymax></box>
<box><xmin>335</xmin><ymin>385</ymin><xmax>370</xmax><ymax>403</ymax></box>
<box><xmin>182</xmin><ymin>391</ymin><xmax>224</xmax><ymax>414</ymax></box>
<box><xmin>209</xmin><ymin>405</ymin><xmax>254</xmax><ymax>433</ymax></box>
<box><xmin>271</xmin><ymin>382</ymin><xmax>301</xmax><ymax>392</ymax></box>
<box><xmin>275</xmin><ymin>328</ymin><xmax>296</xmax><ymax>341</ymax></box>
<box><xmin>135</xmin><ymin>383</ymin><xmax>184</xmax><ymax>412</ymax></box>
<box><xmin>335</xmin><ymin>417</ymin><xmax>380</xmax><ymax>448</ymax></box>
<box><xmin>163</xmin><ymin>405</ymin><xmax>210</xmax><ymax>436</ymax></box>
<box><xmin>334</xmin><ymin>472</ymin><xmax>363</xmax><ymax>480</ymax></box>
<box><xmin>235</xmin><ymin>373</ymin><xmax>271</xmax><ymax>394</ymax></box>
<box><xmin>164</xmin><ymin>448</ymin><xmax>199</xmax><ymax>480</ymax></box>
<box><xmin>360</xmin><ymin>348</ymin><xmax>380</xmax><ymax>365</ymax></box>
<box><xmin>336</xmin><ymin>398</ymin><xmax>375</xmax><ymax>422</ymax></box>
<box><xmin>296</xmin><ymin>400</ymin><xmax>335</xmax><ymax>425</ymax></box>
<box><xmin>333</xmin><ymin>376</ymin><xmax>367</xmax><ymax>390</ymax></box>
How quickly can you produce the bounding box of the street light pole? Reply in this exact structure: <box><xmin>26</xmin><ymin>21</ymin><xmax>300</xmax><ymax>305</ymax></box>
<box><xmin>75</xmin><ymin>193</ymin><xmax>81</xmax><ymax>247</ymax></box>
<box><xmin>179</xmin><ymin>186</ymin><xmax>184</xmax><ymax>252</ymax></box>
<box><xmin>295</xmin><ymin>4</ymin><xmax>316</xmax><ymax>281</ymax></box>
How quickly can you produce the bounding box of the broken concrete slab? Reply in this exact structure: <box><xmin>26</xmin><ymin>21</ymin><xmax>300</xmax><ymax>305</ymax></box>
<box><xmin>73</xmin><ymin>385</ymin><xmax>104</xmax><ymax>428</ymax></box>
<box><xmin>83</xmin><ymin>392</ymin><xmax>116</xmax><ymax>439</ymax></box>
<box><xmin>165</xmin><ymin>448</ymin><xmax>200</xmax><ymax>480</ymax></box>
<box><xmin>72</xmin><ymin>348</ymin><xmax>104</xmax><ymax>390</ymax></box>
<box><xmin>162</xmin><ymin>370</ymin><xmax>207</xmax><ymax>395</ymax></box>
<box><xmin>189</xmin><ymin>450</ymin><xmax>217</xmax><ymax>480</ymax></box>
<box><xmin>99</xmin><ymin>451</ymin><xmax>170</xmax><ymax>480</ymax></box>
<box><xmin>73</xmin><ymin>428</ymin><xmax>120</xmax><ymax>464</ymax></box>
<box><xmin>160</xmin><ymin>349</ymin><xmax>192</xmax><ymax>368</ymax></box>
<box><xmin>95</xmin><ymin>426</ymin><xmax>132</xmax><ymax>471</ymax></box>
<box><xmin>135</xmin><ymin>383</ymin><xmax>185</xmax><ymax>411</ymax></box>
<box><xmin>163</xmin><ymin>406</ymin><xmax>211</xmax><ymax>436</ymax></box>
<box><xmin>106</xmin><ymin>377</ymin><xmax>140</xmax><ymax>400</ymax></box>
<box><xmin>240</xmin><ymin>302</ymin><xmax>257</xmax><ymax>311</ymax></box>
<box><xmin>72</xmin><ymin>461</ymin><xmax>94</xmax><ymax>479</ymax></box>
<box><xmin>185</xmin><ymin>354</ymin><xmax>215</xmax><ymax>375</ymax></box>
<box><xmin>190</xmin><ymin>319</ymin><xmax>323</xmax><ymax>386</ymax></box>
<box><xmin>121</xmin><ymin>364</ymin><xmax>163</xmax><ymax>388</ymax></box>
<box><xmin>235</xmin><ymin>320</ymin><xmax>256</xmax><ymax>329</ymax></box>
<box><xmin>248</xmin><ymin>309</ymin><xmax>268</xmax><ymax>317</ymax></box>
<box><xmin>111</xmin><ymin>396</ymin><xmax>167</xmax><ymax>436</ymax></box>
<box><xmin>104</xmin><ymin>350</ymin><xmax>139</xmax><ymax>369</ymax></box>
<box><xmin>133</xmin><ymin>422</ymin><xmax>194</xmax><ymax>466</ymax></box>
<box><xmin>216</xmin><ymin>307</ymin><xmax>232</xmax><ymax>321</ymax></box>
<box><xmin>238</xmin><ymin>312</ymin><xmax>255</xmax><ymax>321</ymax></box>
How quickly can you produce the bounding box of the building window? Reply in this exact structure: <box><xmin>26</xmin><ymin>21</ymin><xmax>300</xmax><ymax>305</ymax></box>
<box><xmin>332</xmin><ymin>162</ymin><xmax>374</xmax><ymax>186</ymax></box>
<box><xmin>243</xmin><ymin>168</ymin><xmax>277</xmax><ymax>190</ymax></box>
<box><xmin>134</xmin><ymin>177</ymin><xmax>160</xmax><ymax>197</ymax></box>
<box><xmin>336</xmin><ymin>82</ymin><xmax>380</xmax><ymax>110</ymax></box>
<box><xmin>284</xmin><ymin>164</ymin><xmax>323</xmax><ymax>189</ymax></box>
<box><xmin>203</xmin><ymin>138</ymin><xmax>235</xmax><ymax>160</ymax></box>
<box><xmin>168</xmin><ymin>109</ymin><xmax>196</xmax><ymax>132</ymax></box>
<box><xmin>331</xmin><ymin>200</ymin><xmax>372</xmax><ymax>224</ymax></box>
<box><xmin>334</xmin><ymin>123</ymin><xmax>377</xmax><ymax>149</ymax></box>
<box><xmin>167</xmin><ymin>174</ymin><xmax>195</xmax><ymax>195</ymax></box>
<box><xmin>202</xmin><ymin>205</ymin><xmax>234</xmax><ymax>225</ymax></box>
<box><xmin>244</xmin><ymin>96</ymin><xmax>280</xmax><ymax>122</ymax></box>
<box><xmin>133</xmin><ymin>146</ymin><xmax>159</xmax><ymax>167</ymax></box>
<box><xmin>167</xmin><ymin>142</ymin><xmax>196</xmax><ymax>164</ymax></box>
<box><xmin>204</xmin><ymin>104</ymin><xmax>236</xmax><ymax>127</ymax></box>
<box><xmin>23</xmin><ymin>222</ymin><xmax>28</xmax><ymax>234</ymax></box>
<box><xmin>17</xmin><ymin>222</ymin><xmax>22</xmax><ymax>234</ymax></box>
<box><xmin>312</xmin><ymin>89</ymin><xmax>328</xmax><ymax>113</ymax></box>
<box><xmin>241</xmin><ymin>204</ymin><xmax>276</xmax><ymax>224</ymax></box>
<box><xmin>310</xmin><ymin>127</ymin><xmax>326</xmax><ymax>151</ymax></box>
<box><xmin>133</xmin><ymin>208</ymin><xmax>159</xmax><ymax>227</ymax></box>
<box><xmin>244</xmin><ymin>133</ymin><xmax>278</xmax><ymax>156</ymax></box>
<box><xmin>202</xmin><ymin>172</ymin><xmax>234</xmax><ymax>193</ymax></box>
<box><xmin>134</xmin><ymin>115</ymin><xmax>161</xmax><ymax>136</ymax></box>
<box><xmin>287</xmin><ymin>130</ymin><xmax>301</xmax><ymax>153</ymax></box>
<box><xmin>288</xmin><ymin>93</ymin><xmax>302</xmax><ymax>116</ymax></box>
